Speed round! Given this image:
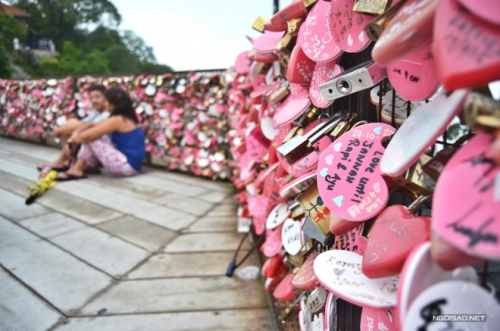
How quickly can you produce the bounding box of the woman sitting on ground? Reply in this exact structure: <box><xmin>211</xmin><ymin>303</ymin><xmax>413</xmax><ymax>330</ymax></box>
<box><xmin>56</xmin><ymin>87</ymin><xmax>145</xmax><ymax>181</ymax></box>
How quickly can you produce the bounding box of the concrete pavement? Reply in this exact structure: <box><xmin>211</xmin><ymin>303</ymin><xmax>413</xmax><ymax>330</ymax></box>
<box><xmin>0</xmin><ymin>137</ymin><xmax>273</xmax><ymax>331</ymax></box>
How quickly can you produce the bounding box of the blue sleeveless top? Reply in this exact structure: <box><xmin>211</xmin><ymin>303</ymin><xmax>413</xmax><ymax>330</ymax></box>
<box><xmin>110</xmin><ymin>128</ymin><xmax>146</xmax><ymax>172</ymax></box>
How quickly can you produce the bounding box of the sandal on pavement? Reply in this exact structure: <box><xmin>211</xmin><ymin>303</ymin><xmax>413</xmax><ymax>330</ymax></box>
<box><xmin>55</xmin><ymin>172</ymin><xmax>87</xmax><ymax>181</ymax></box>
<box><xmin>37</xmin><ymin>163</ymin><xmax>70</xmax><ymax>172</ymax></box>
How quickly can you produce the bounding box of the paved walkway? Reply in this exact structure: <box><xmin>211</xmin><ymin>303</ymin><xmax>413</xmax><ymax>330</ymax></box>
<box><xmin>0</xmin><ymin>137</ymin><xmax>273</xmax><ymax>331</ymax></box>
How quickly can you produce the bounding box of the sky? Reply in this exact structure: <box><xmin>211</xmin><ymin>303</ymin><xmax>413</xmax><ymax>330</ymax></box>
<box><xmin>110</xmin><ymin>0</ymin><xmax>277</xmax><ymax>71</ymax></box>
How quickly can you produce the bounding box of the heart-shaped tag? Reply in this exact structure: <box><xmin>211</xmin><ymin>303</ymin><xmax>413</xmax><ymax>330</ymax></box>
<box><xmin>234</xmin><ymin>51</ymin><xmax>251</xmax><ymax>74</ymax></box>
<box><xmin>253</xmin><ymin>31</ymin><xmax>286</xmax><ymax>53</ymax></box>
<box><xmin>292</xmin><ymin>252</ymin><xmax>320</xmax><ymax>290</ymax></box>
<box><xmin>329</xmin><ymin>0</ymin><xmax>375</xmax><ymax>53</ymax></box>
<box><xmin>372</xmin><ymin>0</ymin><xmax>438</xmax><ymax>67</ymax></box>
<box><xmin>287</xmin><ymin>44</ymin><xmax>316</xmax><ymax>85</ymax></box>
<box><xmin>396</xmin><ymin>242</ymin><xmax>478</xmax><ymax>326</ymax></box>
<box><xmin>262</xmin><ymin>254</ymin><xmax>288</xmax><ymax>279</ymax></box>
<box><xmin>381</xmin><ymin>88</ymin><xmax>469</xmax><ymax>177</ymax></box>
<box><xmin>272</xmin><ymin>83</ymin><xmax>311</xmax><ymax>127</ymax></box>
<box><xmin>265</xmin><ymin>275</ymin><xmax>285</xmax><ymax>292</ymax></box>
<box><xmin>430</xmin><ymin>229</ymin><xmax>487</xmax><ymax>271</ymax></box>
<box><xmin>333</xmin><ymin>224</ymin><xmax>368</xmax><ymax>255</ymax></box>
<box><xmin>282</xmin><ymin>218</ymin><xmax>302</xmax><ymax>255</ymax></box>
<box><xmin>314</xmin><ymin>250</ymin><xmax>399</xmax><ymax>309</ymax></box>
<box><xmin>403</xmin><ymin>280</ymin><xmax>500</xmax><ymax>330</ymax></box>
<box><xmin>273</xmin><ymin>273</ymin><xmax>297</xmax><ymax>301</ymax></box>
<box><xmin>362</xmin><ymin>205</ymin><xmax>431</xmax><ymax>279</ymax></box>
<box><xmin>248</xmin><ymin>196</ymin><xmax>269</xmax><ymax>235</ymax></box>
<box><xmin>266</xmin><ymin>202</ymin><xmax>291</xmax><ymax>230</ymax></box>
<box><xmin>457</xmin><ymin>0</ymin><xmax>500</xmax><ymax>27</ymax></box>
<box><xmin>260</xmin><ymin>116</ymin><xmax>280</xmax><ymax>141</ymax></box>
<box><xmin>433</xmin><ymin>133</ymin><xmax>500</xmax><ymax>260</ymax></box>
<box><xmin>261</xmin><ymin>224</ymin><xmax>284</xmax><ymax>257</ymax></box>
<box><xmin>317</xmin><ymin>123</ymin><xmax>395</xmax><ymax>221</ymax></box>
<box><xmin>246</xmin><ymin>127</ymin><xmax>270</xmax><ymax>163</ymax></box>
<box><xmin>387</xmin><ymin>44</ymin><xmax>439</xmax><ymax>101</ymax></box>
<box><xmin>298</xmin><ymin>0</ymin><xmax>343</xmax><ymax>63</ymax></box>
<box><xmin>270</xmin><ymin>0</ymin><xmax>308</xmax><ymax>26</ymax></box>
<box><xmin>361</xmin><ymin>308</ymin><xmax>395</xmax><ymax>331</ymax></box>
<box><xmin>309</xmin><ymin>60</ymin><xmax>343</xmax><ymax>108</ymax></box>
<box><xmin>434</xmin><ymin>0</ymin><xmax>500</xmax><ymax>90</ymax></box>
<box><xmin>329</xmin><ymin>211</ymin><xmax>365</xmax><ymax>236</ymax></box>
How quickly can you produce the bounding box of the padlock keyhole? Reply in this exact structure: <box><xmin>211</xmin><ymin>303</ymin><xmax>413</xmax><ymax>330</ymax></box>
<box><xmin>337</xmin><ymin>80</ymin><xmax>351</xmax><ymax>94</ymax></box>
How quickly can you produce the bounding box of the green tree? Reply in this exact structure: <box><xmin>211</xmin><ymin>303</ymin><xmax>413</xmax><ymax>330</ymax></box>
<box><xmin>105</xmin><ymin>44</ymin><xmax>139</xmax><ymax>74</ymax></box>
<box><xmin>39</xmin><ymin>41</ymin><xmax>110</xmax><ymax>76</ymax></box>
<box><xmin>0</xmin><ymin>46</ymin><xmax>13</xmax><ymax>78</ymax></box>
<box><xmin>121</xmin><ymin>30</ymin><xmax>156</xmax><ymax>63</ymax></box>
<box><xmin>0</xmin><ymin>13</ymin><xmax>26</xmax><ymax>51</ymax></box>
<box><xmin>8</xmin><ymin>0</ymin><xmax>121</xmax><ymax>51</ymax></box>
<box><xmin>6</xmin><ymin>1</ymin><xmax>173</xmax><ymax>77</ymax></box>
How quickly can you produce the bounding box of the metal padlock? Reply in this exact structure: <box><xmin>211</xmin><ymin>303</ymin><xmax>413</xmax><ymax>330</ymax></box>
<box><xmin>364</xmin><ymin>0</ymin><xmax>407</xmax><ymax>41</ymax></box>
<box><xmin>394</xmin><ymin>154</ymin><xmax>436</xmax><ymax>197</ymax></box>
<box><xmin>271</xmin><ymin>82</ymin><xmax>291</xmax><ymax>104</ymax></box>
<box><xmin>287</xmin><ymin>18</ymin><xmax>303</xmax><ymax>37</ymax></box>
<box><xmin>277</xmin><ymin>111</ymin><xmax>348</xmax><ymax>165</ymax></box>
<box><xmin>320</xmin><ymin>61</ymin><xmax>387</xmax><ymax>102</ymax></box>
<box><xmin>461</xmin><ymin>92</ymin><xmax>500</xmax><ymax>132</ymax></box>
<box><xmin>421</xmin><ymin>134</ymin><xmax>471</xmax><ymax>181</ymax></box>
<box><xmin>252</xmin><ymin>15</ymin><xmax>269</xmax><ymax>33</ymax></box>
<box><xmin>278</xmin><ymin>32</ymin><xmax>293</xmax><ymax>51</ymax></box>
<box><xmin>279</xmin><ymin>292</ymin><xmax>306</xmax><ymax>322</ymax></box>
<box><xmin>329</xmin><ymin>112</ymin><xmax>357</xmax><ymax>140</ymax></box>
<box><xmin>306</xmin><ymin>287</ymin><xmax>327</xmax><ymax>314</ymax></box>
<box><xmin>303</xmin><ymin>0</ymin><xmax>318</xmax><ymax>8</ymax></box>
<box><xmin>353</xmin><ymin>0</ymin><xmax>394</xmax><ymax>15</ymax></box>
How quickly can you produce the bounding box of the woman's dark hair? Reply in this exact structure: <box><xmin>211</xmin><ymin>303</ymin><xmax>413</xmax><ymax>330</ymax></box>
<box><xmin>88</xmin><ymin>84</ymin><xmax>106</xmax><ymax>95</ymax></box>
<box><xmin>105</xmin><ymin>87</ymin><xmax>138</xmax><ymax>123</ymax></box>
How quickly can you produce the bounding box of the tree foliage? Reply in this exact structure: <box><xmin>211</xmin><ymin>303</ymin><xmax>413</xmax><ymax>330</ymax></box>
<box><xmin>0</xmin><ymin>13</ymin><xmax>26</xmax><ymax>51</ymax></box>
<box><xmin>7</xmin><ymin>0</ymin><xmax>121</xmax><ymax>51</ymax></box>
<box><xmin>4</xmin><ymin>0</ymin><xmax>173</xmax><ymax>77</ymax></box>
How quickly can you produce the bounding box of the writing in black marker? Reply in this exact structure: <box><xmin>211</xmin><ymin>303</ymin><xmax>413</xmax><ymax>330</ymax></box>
<box><xmin>346</xmin><ymin>147</ymin><xmax>370</xmax><ymax>183</ymax></box>
<box><xmin>446</xmin><ymin>14</ymin><xmax>500</xmax><ymax>65</ymax></box>
<box><xmin>447</xmin><ymin>202</ymin><xmax>498</xmax><ymax>248</ymax></box>
<box><xmin>325</xmin><ymin>173</ymin><xmax>341</xmax><ymax>191</ymax></box>
<box><xmin>418</xmin><ymin>298</ymin><xmax>450</xmax><ymax>331</ymax></box>
<box><xmin>365</xmin><ymin>151</ymin><xmax>383</xmax><ymax>173</ymax></box>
